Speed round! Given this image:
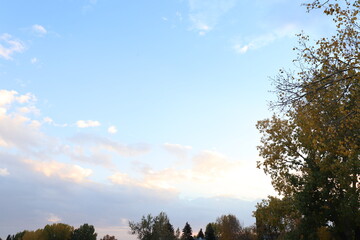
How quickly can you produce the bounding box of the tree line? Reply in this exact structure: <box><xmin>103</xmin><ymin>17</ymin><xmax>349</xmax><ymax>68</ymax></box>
<box><xmin>2</xmin><ymin>223</ymin><xmax>116</xmax><ymax>240</ymax></box>
<box><xmin>129</xmin><ymin>212</ymin><xmax>256</xmax><ymax>240</ymax></box>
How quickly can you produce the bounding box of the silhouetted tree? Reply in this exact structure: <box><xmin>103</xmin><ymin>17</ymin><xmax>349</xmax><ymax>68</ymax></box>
<box><xmin>181</xmin><ymin>222</ymin><xmax>193</xmax><ymax>240</ymax></box>
<box><xmin>175</xmin><ymin>228</ymin><xmax>181</xmax><ymax>240</ymax></box>
<box><xmin>197</xmin><ymin>229</ymin><xmax>204</xmax><ymax>239</ymax></box>
<box><xmin>71</xmin><ymin>223</ymin><xmax>97</xmax><ymax>240</ymax></box>
<box><xmin>129</xmin><ymin>212</ymin><xmax>175</xmax><ymax>240</ymax></box>
<box><xmin>205</xmin><ymin>224</ymin><xmax>216</xmax><ymax>240</ymax></box>
<box><xmin>100</xmin><ymin>235</ymin><xmax>117</xmax><ymax>240</ymax></box>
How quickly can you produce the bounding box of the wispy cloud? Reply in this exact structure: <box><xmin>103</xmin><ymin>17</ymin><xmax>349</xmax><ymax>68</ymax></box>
<box><xmin>111</xmin><ymin>149</ymin><xmax>273</xmax><ymax>200</ymax></box>
<box><xmin>30</xmin><ymin>57</ymin><xmax>38</xmax><ymax>64</ymax></box>
<box><xmin>82</xmin><ymin>0</ymin><xmax>98</xmax><ymax>14</ymax></box>
<box><xmin>32</xmin><ymin>24</ymin><xmax>47</xmax><ymax>36</ymax></box>
<box><xmin>163</xmin><ymin>143</ymin><xmax>192</xmax><ymax>159</ymax></box>
<box><xmin>0</xmin><ymin>168</ymin><xmax>10</xmax><ymax>176</ymax></box>
<box><xmin>188</xmin><ymin>0</ymin><xmax>237</xmax><ymax>35</ymax></box>
<box><xmin>107</xmin><ymin>125</ymin><xmax>117</xmax><ymax>134</ymax></box>
<box><xmin>70</xmin><ymin>134</ymin><xmax>150</xmax><ymax>157</ymax></box>
<box><xmin>0</xmin><ymin>34</ymin><xmax>25</xmax><ymax>60</ymax></box>
<box><xmin>234</xmin><ymin>24</ymin><xmax>297</xmax><ymax>54</ymax></box>
<box><xmin>76</xmin><ymin>120</ymin><xmax>101</xmax><ymax>128</ymax></box>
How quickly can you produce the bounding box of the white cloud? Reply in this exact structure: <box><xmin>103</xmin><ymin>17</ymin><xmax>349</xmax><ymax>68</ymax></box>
<box><xmin>163</xmin><ymin>143</ymin><xmax>192</xmax><ymax>159</ymax></box>
<box><xmin>110</xmin><ymin>149</ymin><xmax>274</xmax><ymax>200</ymax></box>
<box><xmin>188</xmin><ymin>0</ymin><xmax>237</xmax><ymax>34</ymax></box>
<box><xmin>0</xmin><ymin>34</ymin><xmax>25</xmax><ymax>60</ymax></box>
<box><xmin>32</xmin><ymin>24</ymin><xmax>47</xmax><ymax>35</ymax></box>
<box><xmin>0</xmin><ymin>90</ymin><xmax>35</xmax><ymax>108</ymax></box>
<box><xmin>108</xmin><ymin>125</ymin><xmax>117</xmax><ymax>134</ymax></box>
<box><xmin>234</xmin><ymin>24</ymin><xmax>297</xmax><ymax>54</ymax></box>
<box><xmin>30</xmin><ymin>57</ymin><xmax>38</xmax><ymax>64</ymax></box>
<box><xmin>24</xmin><ymin>159</ymin><xmax>93</xmax><ymax>183</ymax></box>
<box><xmin>0</xmin><ymin>168</ymin><xmax>10</xmax><ymax>176</ymax></box>
<box><xmin>47</xmin><ymin>213</ymin><xmax>61</xmax><ymax>223</ymax></box>
<box><xmin>76</xmin><ymin>120</ymin><xmax>101</xmax><ymax>128</ymax></box>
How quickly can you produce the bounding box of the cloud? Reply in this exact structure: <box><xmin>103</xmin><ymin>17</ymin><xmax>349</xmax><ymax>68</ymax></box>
<box><xmin>24</xmin><ymin>159</ymin><xmax>93</xmax><ymax>183</ymax></box>
<box><xmin>76</xmin><ymin>120</ymin><xmax>101</xmax><ymax>128</ymax></box>
<box><xmin>234</xmin><ymin>24</ymin><xmax>297</xmax><ymax>54</ymax></box>
<box><xmin>30</xmin><ymin>57</ymin><xmax>38</xmax><ymax>64</ymax></box>
<box><xmin>47</xmin><ymin>213</ymin><xmax>61</xmax><ymax>223</ymax></box>
<box><xmin>63</xmin><ymin>144</ymin><xmax>115</xmax><ymax>168</ymax></box>
<box><xmin>107</xmin><ymin>125</ymin><xmax>117</xmax><ymax>134</ymax></box>
<box><xmin>0</xmin><ymin>90</ymin><xmax>35</xmax><ymax>108</ymax></box>
<box><xmin>188</xmin><ymin>0</ymin><xmax>237</xmax><ymax>35</ymax></box>
<box><xmin>0</xmin><ymin>168</ymin><xmax>10</xmax><ymax>176</ymax></box>
<box><xmin>110</xmin><ymin>149</ymin><xmax>273</xmax><ymax>200</ymax></box>
<box><xmin>0</xmin><ymin>91</ymin><xmax>44</xmax><ymax>150</ymax></box>
<box><xmin>32</xmin><ymin>24</ymin><xmax>47</xmax><ymax>36</ymax></box>
<box><xmin>70</xmin><ymin>133</ymin><xmax>150</xmax><ymax>157</ymax></box>
<box><xmin>163</xmin><ymin>143</ymin><xmax>192</xmax><ymax>159</ymax></box>
<box><xmin>0</xmin><ymin>34</ymin><xmax>25</xmax><ymax>60</ymax></box>
<box><xmin>82</xmin><ymin>0</ymin><xmax>98</xmax><ymax>14</ymax></box>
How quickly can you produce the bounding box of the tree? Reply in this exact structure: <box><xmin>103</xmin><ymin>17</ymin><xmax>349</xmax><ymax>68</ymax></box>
<box><xmin>43</xmin><ymin>223</ymin><xmax>74</xmax><ymax>240</ymax></box>
<box><xmin>129</xmin><ymin>212</ymin><xmax>176</xmax><ymax>240</ymax></box>
<box><xmin>129</xmin><ymin>214</ymin><xmax>153</xmax><ymax>240</ymax></box>
<box><xmin>257</xmin><ymin>0</ymin><xmax>360</xmax><ymax>239</ymax></box>
<box><xmin>216</xmin><ymin>214</ymin><xmax>242</xmax><ymax>240</ymax></box>
<box><xmin>253</xmin><ymin>196</ymin><xmax>300</xmax><ymax>240</ymax></box>
<box><xmin>181</xmin><ymin>222</ymin><xmax>193</xmax><ymax>240</ymax></box>
<box><xmin>239</xmin><ymin>226</ymin><xmax>256</xmax><ymax>240</ymax></box>
<box><xmin>175</xmin><ymin>228</ymin><xmax>181</xmax><ymax>240</ymax></box>
<box><xmin>22</xmin><ymin>229</ymin><xmax>47</xmax><ymax>240</ymax></box>
<box><xmin>71</xmin><ymin>223</ymin><xmax>97</xmax><ymax>240</ymax></box>
<box><xmin>204</xmin><ymin>223</ymin><xmax>216</xmax><ymax>240</ymax></box>
<box><xmin>152</xmin><ymin>212</ymin><xmax>176</xmax><ymax>240</ymax></box>
<box><xmin>197</xmin><ymin>229</ymin><xmax>204</xmax><ymax>239</ymax></box>
<box><xmin>100</xmin><ymin>235</ymin><xmax>117</xmax><ymax>240</ymax></box>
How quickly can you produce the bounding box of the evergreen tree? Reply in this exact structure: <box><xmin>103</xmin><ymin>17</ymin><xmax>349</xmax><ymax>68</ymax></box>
<box><xmin>197</xmin><ymin>229</ymin><xmax>204</xmax><ymax>239</ymax></box>
<box><xmin>205</xmin><ymin>223</ymin><xmax>216</xmax><ymax>240</ymax></box>
<box><xmin>181</xmin><ymin>222</ymin><xmax>193</xmax><ymax>240</ymax></box>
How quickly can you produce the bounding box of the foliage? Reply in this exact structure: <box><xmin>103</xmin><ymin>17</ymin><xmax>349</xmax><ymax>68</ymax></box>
<box><xmin>181</xmin><ymin>222</ymin><xmax>193</xmax><ymax>240</ymax></box>
<box><xmin>129</xmin><ymin>212</ymin><xmax>176</xmax><ymax>240</ymax></box>
<box><xmin>204</xmin><ymin>223</ymin><xmax>216</xmax><ymax>240</ymax></box>
<box><xmin>253</xmin><ymin>196</ymin><xmax>300</xmax><ymax>240</ymax></box>
<box><xmin>100</xmin><ymin>235</ymin><xmax>117</xmax><ymax>240</ymax></box>
<box><xmin>175</xmin><ymin>228</ymin><xmax>181</xmax><ymax>240</ymax></box>
<box><xmin>43</xmin><ymin>223</ymin><xmax>74</xmax><ymax>240</ymax></box>
<box><xmin>216</xmin><ymin>214</ymin><xmax>242</xmax><ymax>240</ymax></box>
<box><xmin>196</xmin><ymin>228</ymin><xmax>204</xmax><ymax>239</ymax></box>
<box><xmin>238</xmin><ymin>226</ymin><xmax>256</xmax><ymax>240</ymax></box>
<box><xmin>257</xmin><ymin>0</ymin><xmax>360</xmax><ymax>239</ymax></box>
<box><xmin>71</xmin><ymin>223</ymin><xmax>97</xmax><ymax>240</ymax></box>
<box><xmin>22</xmin><ymin>229</ymin><xmax>47</xmax><ymax>240</ymax></box>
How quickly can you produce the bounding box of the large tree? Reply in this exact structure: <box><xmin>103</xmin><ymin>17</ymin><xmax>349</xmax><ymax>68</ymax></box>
<box><xmin>257</xmin><ymin>0</ymin><xmax>360</xmax><ymax>239</ymax></box>
<box><xmin>216</xmin><ymin>214</ymin><xmax>242</xmax><ymax>240</ymax></box>
<box><xmin>43</xmin><ymin>223</ymin><xmax>74</xmax><ymax>240</ymax></box>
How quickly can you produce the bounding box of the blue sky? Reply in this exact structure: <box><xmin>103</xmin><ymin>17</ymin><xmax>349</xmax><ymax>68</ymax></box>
<box><xmin>0</xmin><ymin>0</ymin><xmax>334</xmax><ymax>239</ymax></box>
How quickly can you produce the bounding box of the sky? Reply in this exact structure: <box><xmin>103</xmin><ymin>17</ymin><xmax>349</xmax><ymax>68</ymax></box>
<box><xmin>0</xmin><ymin>0</ymin><xmax>335</xmax><ymax>239</ymax></box>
